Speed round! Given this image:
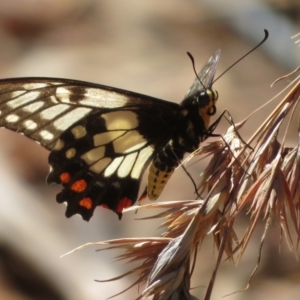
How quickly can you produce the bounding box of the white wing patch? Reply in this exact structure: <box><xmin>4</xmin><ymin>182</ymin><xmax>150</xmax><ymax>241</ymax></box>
<box><xmin>40</xmin><ymin>104</ymin><xmax>70</xmax><ymax>120</ymax></box>
<box><xmin>11</xmin><ymin>90</ymin><xmax>26</xmax><ymax>98</ymax></box>
<box><xmin>80</xmin><ymin>88</ymin><xmax>130</xmax><ymax>108</ymax></box>
<box><xmin>7</xmin><ymin>91</ymin><xmax>41</xmax><ymax>108</ymax></box>
<box><xmin>23</xmin><ymin>83</ymin><xmax>48</xmax><ymax>89</ymax></box>
<box><xmin>5</xmin><ymin>114</ymin><xmax>20</xmax><ymax>123</ymax></box>
<box><xmin>23</xmin><ymin>119</ymin><xmax>37</xmax><ymax>130</ymax></box>
<box><xmin>56</xmin><ymin>87</ymin><xmax>72</xmax><ymax>103</ymax></box>
<box><xmin>118</xmin><ymin>152</ymin><xmax>137</xmax><ymax>178</ymax></box>
<box><xmin>39</xmin><ymin>130</ymin><xmax>54</xmax><ymax>140</ymax></box>
<box><xmin>53</xmin><ymin>107</ymin><xmax>92</xmax><ymax>131</ymax></box>
<box><xmin>22</xmin><ymin>101</ymin><xmax>44</xmax><ymax>113</ymax></box>
<box><xmin>104</xmin><ymin>157</ymin><xmax>124</xmax><ymax>177</ymax></box>
<box><xmin>131</xmin><ymin>146</ymin><xmax>153</xmax><ymax>179</ymax></box>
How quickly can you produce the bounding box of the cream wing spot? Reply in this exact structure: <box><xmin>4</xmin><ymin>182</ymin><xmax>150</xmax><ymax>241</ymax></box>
<box><xmin>5</xmin><ymin>114</ymin><xmax>20</xmax><ymax>123</ymax></box>
<box><xmin>102</xmin><ymin>111</ymin><xmax>138</xmax><ymax>130</ymax></box>
<box><xmin>39</xmin><ymin>130</ymin><xmax>54</xmax><ymax>140</ymax></box>
<box><xmin>23</xmin><ymin>119</ymin><xmax>37</xmax><ymax>130</ymax></box>
<box><xmin>66</xmin><ymin>148</ymin><xmax>76</xmax><ymax>159</ymax></box>
<box><xmin>80</xmin><ymin>88</ymin><xmax>129</xmax><ymax>107</ymax></box>
<box><xmin>124</xmin><ymin>140</ymin><xmax>147</xmax><ymax>153</ymax></box>
<box><xmin>22</xmin><ymin>101</ymin><xmax>44</xmax><ymax>113</ymax></box>
<box><xmin>81</xmin><ymin>146</ymin><xmax>105</xmax><ymax>164</ymax></box>
<box><xmin>56</xmin><ymin>87</ymin><xmax>72</xmax><ymax>103</ymax></box>
<box><xmin>113</xmin><ymin>130</ymin><xmax>147</xmax><ymax>153</ymax></box>
<box><xmin>23</xmin><ymin>83</ymin><xmax>48</xmax><ymax>89</ymax></box>
<box><xmin>53</xmin><ymin>107</ymin><xmax>92</xmax><ymax>131</ymax></box>
<box><xmin>40</xmin><ymin>104</ymin><xmax>70</xmax><ymax>120</ymax></box>
<box><xmin>131</xmin><ymin>146</ymin><xmax>154</xmax><ymax>179</ymax></box>
<box><xmin>71</xmin><ymin>125</ymin><xmax>87</xmax><ymax>139</ymax></box>
<box><xmin>90</xmin><ymin>157</ymin><xmax>111</xmax><ymax>173</ymax></box>
<box><xmin>11</xmin><ymin>90</ymin><xmax>26</xmax><ymax>98</ymax></box>
<box><xmin>53</xmin><ymin>139</ymin><xmax>65</xmax><ymax>151</ymax></box>
<box><xmin>104</xmin><ymin>157</ymin><xmax>124</xmax><ymax>177</ymax></box>
<box><xmin>49</xmin><ymin>95</ymin><xmax>59</xmax><ymax>104</ymax></box>
<box><xmin>118</xmin><ymin>152</ymin><xmax>137</xmax><ymax>178</ymax></box>
<box><xmin>93</xmin><ymin>130</ymin><xmax>126</xmax><ymax>146</ymax></box>
<box><xmin>7</xmin><ymin>91</ymin><xmax>41</xmax><ymax>108</ymax></box>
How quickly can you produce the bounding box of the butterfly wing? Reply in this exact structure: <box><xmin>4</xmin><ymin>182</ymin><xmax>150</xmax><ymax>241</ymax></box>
<box><xmin>0</xmin><ymin>78</ymin><xmax>180</xmax><ymax>220</ymax></box>
<box><xmin>184</xmin><ymin>49</ymin><xmax>220</xmax><ymax>100</ymax></box>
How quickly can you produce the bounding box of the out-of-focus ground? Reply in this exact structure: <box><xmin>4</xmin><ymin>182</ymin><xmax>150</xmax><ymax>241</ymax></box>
<box><xmin>0</xmin><ymin>1</ymin><xmax>299</xmax><ymax>299</ymax></box>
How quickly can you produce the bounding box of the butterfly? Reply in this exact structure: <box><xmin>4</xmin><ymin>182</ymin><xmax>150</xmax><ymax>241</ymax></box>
<box><xmin>0</xmin><ymin>49</ymin><xmax>220</xmax><ymax>221</ymax></box>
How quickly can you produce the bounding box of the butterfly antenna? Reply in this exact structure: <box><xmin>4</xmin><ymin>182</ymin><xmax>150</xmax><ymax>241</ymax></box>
<box><xmin>213</xmin><ymin>29</ymin><xmax>269</xmax><ymax>83</ymax></box>
<box><xmin>187</xmin><ymin>52</ymin><xmax>207</xmax><ymax>90</ymax></box>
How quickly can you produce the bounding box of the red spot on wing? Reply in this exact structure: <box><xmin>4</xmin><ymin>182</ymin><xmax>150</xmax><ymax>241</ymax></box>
<box><xmin>60</xmin><ymin>172</ymin><xmax>71</xmax><ymax>184</ymax></box>
<box><xmin>117</xmin><ymin>197</ymin><xmax>132</xmax><ymax>214</ymax></box>
<box><xmin>71</xmin><ymin>179</ymin><xmax>87</xmax><ymax>192</ymax></box>
<box><xmin>101</xmin><ymin>204</ymin><xmax>109</xmax><ymax>209</ymax></box>
<box><xmin>79</xmin><ymin>197</ymin><xmax>93</xmax><ymax>210</ymax></box>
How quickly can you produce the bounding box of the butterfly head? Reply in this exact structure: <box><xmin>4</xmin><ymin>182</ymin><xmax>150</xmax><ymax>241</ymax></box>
<box><xmin>180</xmin><ymin>86</ymin><xmax>218</xmax><ymax>131</ymax></box>
<box><xmin>198</xmin><ymin>87</ymin><xmax>218</xmax><ymax>116</ymax></box>
<box><xmin>182</xmin><ymin>50</ymin><xmax>220</xmax><ymax>126</ymax></box>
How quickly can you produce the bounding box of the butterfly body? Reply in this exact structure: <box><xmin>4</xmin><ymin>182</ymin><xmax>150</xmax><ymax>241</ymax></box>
<box><xmin>0</xmin><ymin>49</ymin><xmax>220</xmax><ymax>221</ymax></box>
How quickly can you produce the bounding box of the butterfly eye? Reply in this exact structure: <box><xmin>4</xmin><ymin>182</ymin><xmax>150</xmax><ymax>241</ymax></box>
<box><xmin>197</xmin><ymin>91</ymin><xmax>212</xmax><ymax>106</ymax></box>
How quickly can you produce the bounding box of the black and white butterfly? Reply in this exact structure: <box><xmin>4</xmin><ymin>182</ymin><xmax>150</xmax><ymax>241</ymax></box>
<box><xmin>0</xmin><ymin>50</ymin><xmax>220</xmax><ymax>221</ymax></box>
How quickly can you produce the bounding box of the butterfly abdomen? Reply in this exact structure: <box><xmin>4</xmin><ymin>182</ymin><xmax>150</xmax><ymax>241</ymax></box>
<box><xmin>147</xmin><ymin>104</ymin><xmax>211</xmax><ymax>200</ymax></box>
<box><xmin>147</xmin><ymin>142</ymin><xmax>178</xmax><ymax>200</ymax></box>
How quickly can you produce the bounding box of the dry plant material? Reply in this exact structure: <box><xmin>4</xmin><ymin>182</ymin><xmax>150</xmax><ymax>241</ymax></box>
<box><xmin>65</xmin><ymin>58</ymin><xmax>300</xmax><ymax>300</ymax></box>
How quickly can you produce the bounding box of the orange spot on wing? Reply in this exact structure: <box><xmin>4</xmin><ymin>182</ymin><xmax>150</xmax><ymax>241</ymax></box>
<box><xmin>117</xmin><ymin>197</ymin><xmax>132</xmax><ymax>213</ymax></box>
<box><xmin>60</xmin><ymin>172</ymin><xmax>71</xmax><ymax>184</ymax></box>
<box><xmin>71</xmin><ymin>179</ymin><xmax>87</xmax><ymax>192</ymax></box>
<box><xmin>79</xmin><ymin>197</ymin><xmax>93</xmax><ymax>210</ymax></box>
<box><xmin>101</xmin><ymin>204</ymin><xmax>109</xmax><ymax>209</ymax></box>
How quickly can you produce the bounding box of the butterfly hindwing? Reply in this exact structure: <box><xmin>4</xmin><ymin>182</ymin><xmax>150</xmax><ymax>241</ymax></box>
<box><xmin>47</xmin><ymin>107</ymin><xmax>180</xmax><ymax>220</ymax></box>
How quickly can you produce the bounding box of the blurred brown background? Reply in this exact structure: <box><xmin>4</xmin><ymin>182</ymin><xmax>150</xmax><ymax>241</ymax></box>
<box><xmin>0</xmin><ymin>1</ymin><xmax>299</xmax><ymax>299</ymax></box>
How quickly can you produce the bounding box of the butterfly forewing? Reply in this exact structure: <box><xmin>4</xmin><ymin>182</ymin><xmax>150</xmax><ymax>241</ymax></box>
<box><xmin>184</xmin><ymin>49</ymin><xmax>220</xmax><ymax>100</ymax></box>
<box><xmin>0</xmin><ymin>78</ymin><xmax>177</xmax><ymax>149</ymax></box>
<box><xmin>0</xmin><ymin>77</ymin><xmax>182</xmax><ymax>220</ymax></box>
<box><xmin>47</xmin><ymin>105</ymin><xmax>180</xmax><ymax>220</ymax></box>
